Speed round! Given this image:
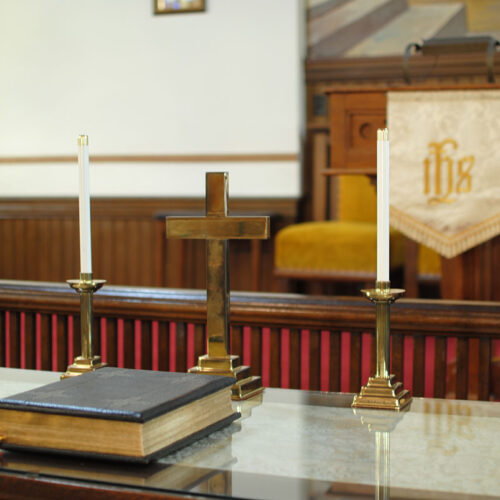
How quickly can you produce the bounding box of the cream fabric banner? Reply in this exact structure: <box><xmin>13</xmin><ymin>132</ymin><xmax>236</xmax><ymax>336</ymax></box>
<box><xmin>388</xmin><ymin>90</ymin><xmax>500</xmax><ymax>258</ymax></box>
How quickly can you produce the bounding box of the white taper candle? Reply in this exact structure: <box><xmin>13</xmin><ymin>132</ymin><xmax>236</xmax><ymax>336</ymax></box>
<box><xmin>77</xmin><ymin>135</ymin><xmax>92</xmax><ymax>274</ymax></box>
<box><xmin>376</xmin><ymin>128</ymin><xmax>390</xmax><ymax>282</ymax></box>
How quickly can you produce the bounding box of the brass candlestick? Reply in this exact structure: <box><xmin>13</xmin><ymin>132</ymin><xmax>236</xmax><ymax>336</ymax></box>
<box><xmin>352</xmin><ymin>281</ymin><xmax>412</xmax><ymax>410</ymax></box>
<box><xmin>61</xmin><ymin>273</ymin><xmax>106</xmax><ymax>379</ymax></box>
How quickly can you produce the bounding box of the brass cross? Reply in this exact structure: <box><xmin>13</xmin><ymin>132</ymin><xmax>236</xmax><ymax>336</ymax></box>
<box><xmin>166</xmin><ymin>172</ymin><xmax>269</xmax><ymax>368</ymax></box>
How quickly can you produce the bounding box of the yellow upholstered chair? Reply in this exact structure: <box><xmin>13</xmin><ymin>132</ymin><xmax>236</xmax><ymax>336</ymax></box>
<box><xmin>275</xmin><ymin>175</ymin><xmax>441</xmax><ymax>291</ymax></box>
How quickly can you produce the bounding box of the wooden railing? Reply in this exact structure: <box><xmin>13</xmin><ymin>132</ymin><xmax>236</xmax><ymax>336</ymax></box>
<box><xmin>0</xmin><ymin>280</ymin><xmax>498</xmax><ymax>400</ymax></box>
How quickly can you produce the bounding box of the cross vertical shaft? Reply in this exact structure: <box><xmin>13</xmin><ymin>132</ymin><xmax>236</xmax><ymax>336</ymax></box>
<box><xmin>206</xmin><ymin>173</ymin><xmax>230</xmax><ymax>358</ymax></box>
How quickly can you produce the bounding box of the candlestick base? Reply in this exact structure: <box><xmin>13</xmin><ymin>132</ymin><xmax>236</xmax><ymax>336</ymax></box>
<box><xmin>61</xmin><ymin>356</ymin><xmax>106</xmax><ymax>379</ymax></box>
<box><xmin>352</xmin><ymin>375</ymin><xmax>411</xmax><ymax>411</ymax></box>
<box><xmin>189</xmin><ymin>354</ymin><xmax>264</xmax><ymax>401</ymax></box>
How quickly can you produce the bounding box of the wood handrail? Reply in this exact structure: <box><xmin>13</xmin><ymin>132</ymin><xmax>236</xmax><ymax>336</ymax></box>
<box><xmin>0</xmin><ymin>280</ymin><xmax>497</xmax><ymax>338</ymax></box>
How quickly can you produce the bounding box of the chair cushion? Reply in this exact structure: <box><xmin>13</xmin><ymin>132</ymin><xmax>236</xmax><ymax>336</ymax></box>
<box><xmin>337</xmin><ymin>175</ymin><xmax>377</xmax><ymax>223</ymax></box>
<box><xmin>275</xmin><ymin>221</ymin><xmax>405</xmax><ymax>275</ymax></box>
<box><xmin>418</xmin><ymin>244</ymin><xmax>441</xmax><ymax>277</ymax></box>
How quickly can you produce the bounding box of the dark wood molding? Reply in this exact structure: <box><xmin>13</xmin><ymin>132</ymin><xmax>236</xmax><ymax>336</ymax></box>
<box><xmin>306</xmin><ymin>53</ymin><xmax>500</xmax><ymax>84</ymax></box>
<box><xmin>0</xmin><ymin>280</ymin><xmax>497</xmax><ymax>337</ymax></box>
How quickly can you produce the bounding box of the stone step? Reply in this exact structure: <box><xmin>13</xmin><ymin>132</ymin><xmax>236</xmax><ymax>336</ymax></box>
<box><xmin>345</xmin><ymin>3</ymin><xmax>466</xmax><ymax>57</ymax></box>
<box><xmin>308</xmin><ymin>0</ymin><xmax>408</xmax><ymax>59</ymax></box>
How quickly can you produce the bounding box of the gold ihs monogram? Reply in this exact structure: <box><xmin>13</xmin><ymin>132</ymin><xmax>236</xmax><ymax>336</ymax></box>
<box><xmin>423</xmin><ymin>139</ymin><xmax>474</xmax><ymax>204</ymax></box>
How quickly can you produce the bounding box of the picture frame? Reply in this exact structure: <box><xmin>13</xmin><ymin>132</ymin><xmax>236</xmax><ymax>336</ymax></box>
<box><xmin>154</xmin><ymin>0</ymin><xmax>205</xmax><ymax>15</ymax></box>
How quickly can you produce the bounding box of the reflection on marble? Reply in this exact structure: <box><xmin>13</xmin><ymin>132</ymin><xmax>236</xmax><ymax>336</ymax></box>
<box><xmin>160</xmin><ymin>389</ymin><xmax>500</xmax><ymax>497</ymax></box>
<box><xmin>1</xmin><ymin>369</ymin><xmax>499</xmax><ymax>498</ymax></box>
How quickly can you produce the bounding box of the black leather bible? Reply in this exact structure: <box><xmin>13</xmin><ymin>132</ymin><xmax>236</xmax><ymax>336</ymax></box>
<box><xmin>0</xmin><ymin>367</ymin><xmax>239</xmax><ymax>462</ymax></box>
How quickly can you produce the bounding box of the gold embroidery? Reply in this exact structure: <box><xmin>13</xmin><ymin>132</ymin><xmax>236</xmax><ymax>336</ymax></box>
<box><xmin>423</xmin><ymin>139</ymin><xmax>474</xmax><ymax>204</ymax></box>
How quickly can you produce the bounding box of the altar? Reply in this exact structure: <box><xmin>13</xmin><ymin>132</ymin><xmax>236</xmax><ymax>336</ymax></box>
<box><xmin>0</xmin><ymin>368</ymin><xmax>498</xmax><ymax>499</ymax></box>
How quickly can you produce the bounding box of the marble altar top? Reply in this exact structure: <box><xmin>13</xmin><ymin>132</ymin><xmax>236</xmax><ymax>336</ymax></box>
<box><xmin>0</xmin><ymin>368</ymin><xmax>499</xmax><ymax>499</ymax></box>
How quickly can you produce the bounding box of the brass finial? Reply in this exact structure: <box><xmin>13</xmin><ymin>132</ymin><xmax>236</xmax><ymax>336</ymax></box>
<box><xmin>78</xmin><ymin>135</ymin><xmax>89</xmax><ymax>146</ymax></box>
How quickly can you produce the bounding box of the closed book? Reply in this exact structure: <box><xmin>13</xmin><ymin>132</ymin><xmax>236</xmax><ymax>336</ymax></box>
<box><xmin>0</xmin><ymin>367</ymin><xmax>239</xmax><ymax>463</ymax></box>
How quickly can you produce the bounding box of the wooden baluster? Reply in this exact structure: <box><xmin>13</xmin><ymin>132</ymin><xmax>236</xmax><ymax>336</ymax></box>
<box><xmin>309</xmin><ymin>329</ymin><xmax>321</xmax><ymax>391</ymax></box>
<box><xmin>140</xmin><ymin>320</ymin><xmax>153</xmax><ymax>370</ymax></box>
<box><xmin>478</xmin><ymin>337</ymin><xmax>491</xmax><ymax>401</ymax></box>
<box><xmin>175</xmin><ymin>322</ymin><xmax>187</xmax><ymax>373</ymax></box>
<box><xmin>349</xmin><ymin>331</ymin><xmax>362</xmax><ymax>393</ymax></box>
<box><xmin>9</xmin><ymin>312</ymin><xmax>20</xmax><ymax>368</ymax></box>
<box><xmin>289</xmin><ymin>328</ymin><xmax>300</xmax><ymax>389</ymax></box>
<box><xmin>250</xmin><ymin>326</ymin><xmax>262</xmax><ymax>378</ymax></box>
<box><xmin>194</xmin><ymin>324</ymin><xmax>206</xmax><ymax>367</ymax></box>
<box><xmin>270</xmin><ymin>327</ymin><xmax>280</xmax><ymax>388</ymax></box>
<box><xmin>434</xmin><ymin>336</ymin><xmax>447</xmax><ymax>398</ymax></box>
<box><xmin>231</xmin><ymin>325</ymin><xmax>243</xmax><ymax>361</ymax></box>
<box><xmin>412</xmin><ymin>335</ymin><xmax>425</xmax><ymax>397</ymax></box>
<box><xmin>391</xmin><ymin>333</ymin><xmax>404</xmax><ymax>384</ymax></box>
<box><xmin>24</xmin><ymin>312</ymin><xmax>36</xmax><ymax>369</ymax></box>
<box><xmin>456</xmin><ymin>337</ymin><xmax>469</xmax><ymax>400</ymax></box>
<box><xmin>329</xmin><ymin>331</ymin><xmax>341</xmax><ymax>392</ymax></box>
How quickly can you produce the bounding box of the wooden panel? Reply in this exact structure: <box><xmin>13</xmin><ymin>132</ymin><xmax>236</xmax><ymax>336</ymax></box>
<box><xmin>0</xmin><ymin>198</ymin><xmax>297</xmax><ymax>291</ymax></box>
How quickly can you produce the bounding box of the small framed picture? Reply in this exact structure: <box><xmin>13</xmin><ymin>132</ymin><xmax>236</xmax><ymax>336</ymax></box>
<box><xmin>154</xmin><ymin>0</ymin><xmax>205</xmax><ymax>15</ymax></box>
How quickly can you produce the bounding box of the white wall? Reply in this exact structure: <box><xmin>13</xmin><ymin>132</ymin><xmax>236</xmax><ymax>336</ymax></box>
<box><xmin>0</xmin><ymin>0</ymin><xmax>303</xmax><ymax>197</ymax></box>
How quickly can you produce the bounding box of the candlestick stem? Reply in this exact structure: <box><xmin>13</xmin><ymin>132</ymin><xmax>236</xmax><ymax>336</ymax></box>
<box><xmin>61</xmin><ymin>273</ymin><xmax>106</xmax><ymax>379</ymax></box>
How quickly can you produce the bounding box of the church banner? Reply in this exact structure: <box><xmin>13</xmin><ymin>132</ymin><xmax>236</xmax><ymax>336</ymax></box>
<box><xmin>388</xmin><ymin>90</ymin><xmax>500</xmax><ymax>258</ymax></box>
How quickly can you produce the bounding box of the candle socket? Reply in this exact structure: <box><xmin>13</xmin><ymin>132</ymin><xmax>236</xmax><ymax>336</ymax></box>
<box><xmin>61</xmin><ymin>273</ymin><xmax>106</xmax><ymax>379</ymax></box>
<box><xmin>352</xmin><ymin>281</ymin><xmax>412</xmax><ymax>411</ymax></box>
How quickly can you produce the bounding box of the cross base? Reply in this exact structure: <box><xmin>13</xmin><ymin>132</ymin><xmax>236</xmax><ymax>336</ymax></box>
<box><xmin>189</xmin><ymin>354</ymin><xmax>264</xmax><ymax>401</ymax></box>
<box><xmin>61</xmin><ymin>356</ymin><xmax>107</xmax><ymax>380</ymax></box>
<box><xmin>352</xmin><ymin>374</ymin><xmax>412</xmax><ymax>411</ymax></box>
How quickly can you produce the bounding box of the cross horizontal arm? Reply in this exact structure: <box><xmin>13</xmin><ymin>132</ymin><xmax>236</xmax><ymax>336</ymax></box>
<box><xmin>166</xmin><ymin>216</ymin><xmax>270</xmax><ymax>240</ymax></box>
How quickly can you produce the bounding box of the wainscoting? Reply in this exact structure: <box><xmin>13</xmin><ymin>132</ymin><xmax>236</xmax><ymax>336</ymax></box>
<box><xmin>0</xmin><ymin>198</ymin><xmax>297</xmax><ymax>291</ymax></box>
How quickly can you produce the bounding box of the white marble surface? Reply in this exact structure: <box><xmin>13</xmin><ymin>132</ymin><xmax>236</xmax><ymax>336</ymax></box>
<box><xmin>1</xmin><ymin>368</ymin><xmax>499</xmax><ymax>498</ymax></box>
